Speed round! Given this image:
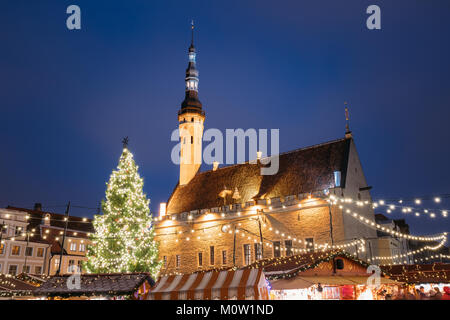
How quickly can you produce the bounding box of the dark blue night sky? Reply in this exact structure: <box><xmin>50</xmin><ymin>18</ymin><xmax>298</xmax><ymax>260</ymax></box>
<box><xmin>1</xmin><ymin>0</ymin><xmax>449</xmax><ymax>236</ymax></box>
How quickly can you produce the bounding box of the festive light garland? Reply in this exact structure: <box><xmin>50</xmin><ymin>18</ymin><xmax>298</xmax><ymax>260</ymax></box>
<box><xmin>329</xmin><ymin>194</ymin><xmax>449</xmax><ymax>219</ymax></box>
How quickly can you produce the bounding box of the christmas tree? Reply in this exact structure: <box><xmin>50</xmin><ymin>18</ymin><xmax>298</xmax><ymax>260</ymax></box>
<box><xmin>85</xmin><ymin>138</ymin><xmax>162</xmax><ymax>276</ymax></box>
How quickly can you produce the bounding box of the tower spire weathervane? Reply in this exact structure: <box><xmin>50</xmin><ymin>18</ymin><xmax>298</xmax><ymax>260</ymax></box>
<box><xmin>191</xmin><ymin>19</ymin><xmax>194</xmax><ymax>46</ymax></box>
<box><xmin>344</xmin><ymin>102</ymin><xmax>352</xmax><ymax>138</ymax></box>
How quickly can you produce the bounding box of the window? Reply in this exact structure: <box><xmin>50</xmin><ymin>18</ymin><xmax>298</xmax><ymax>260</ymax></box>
<box><xmin>0</xmin><ymin>243</ymin><xmax>5</xmax><ymax>255</ymax></box>
<box><xmin>198</xmin><ymin>252</ymin><xmax>203</xmax><ymax>266</ymax></box>
<box><xmin>243</xmin><ymin>244</ymin><xmax>251</xmax><ymax>265</ymax></box>
<box><xmin>163</xmin><ymin>256</ymin><xmax>167</xmax><ymax>268</ymax></box>
<box><xmin>254</xmin><ymin>243</ymin><xmax>262</xmax><ymax>260</ymax></box>
<box><xmin>8</xmin><ymin>265</ymin><xmax>18</xmax><ymax>275</ymax></box>
<box><xmin>11</xmin><ymin>245</ymin><xmax>20</xmax><ymax>256</ymax></box>
<box><xmin>273</xmin><ymin>241</ymin><xmax>281</xmax><ymax>258</ymax></box>
<box><xmin>77</xmin><ymin>260</ymin><xmax>83</xmax><ymax>273</ymax></box>
<box><xmin>222</xmin><ymin>250</ymin><xmax>227</xmax><ymax>265</ymax></box>
<box><xmin>25</xmin><ymin>247</ymin><xmax>33</xmax><ymax>257</ymax></box>
<box><xmin>54</xmin><ymin>258</ymin><xmax>60</xmax><ymax>269</ymax></box>
<box><xmin>70</xmin><ymin>242</ymin><xmax>77</xmax><ymax>251</ymax></box>
<box><xmin>191</xmin><ymin>136</ymin><xmax>194</xmax><ymax>144</ymax></box>
<box><xmin>22</xmin><ymin>265</ymin><xmax>30</xmax><ymax>273</ymax></box>
<box><xmin>210</xmin><ymin>246</ymin><xmax>215</xmax><ymax>265</ymax></box>
<box><xmin>37</xmin><ymin>247</ymin><xmax>44</xmax><ymax>257</ymax></box>
<box><xmin>285</xmin><ymin>240</ymin><xmax>293</xmax><ymax>256</ymax></box>
<box><xmin>79</xmin><ymin>243</ymin><xmax>85</xmax><ymax>252</ymax></box>
<box><xmin>68</xmin><ymin>260</ymin><xmax>75</xmax><ymax>272</ymax></box>
<box><xmin>176</xmin><ymin>255</ymin><xmax>181</xmax><ymax>268</ymax></box>
<box><xmin>15</xmin><ymin>226</ymin><xmax>22</xmax><ymax>236</ymax></box>
<box><xmin>1</xmin><ymin>225</ymin><xmax>7</xmax><ymax>234</ymax></box>
<box><xmin>305</xmin><ymin>238</ymin><xmax>314</xmax><ymax>252</ymax></box>
<box><xmin>35</xmin><ymin>266</ymin><xmax>42</xmax><ymax>274</ymax></box>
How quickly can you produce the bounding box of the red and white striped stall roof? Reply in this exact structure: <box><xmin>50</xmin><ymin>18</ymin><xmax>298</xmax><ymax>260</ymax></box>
<box><xmin>149</xmin><ymin>269</ymin><xmax>269</xmax><ymax>300</ymax></box>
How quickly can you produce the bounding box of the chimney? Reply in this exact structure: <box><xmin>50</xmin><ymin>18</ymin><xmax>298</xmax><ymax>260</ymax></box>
<box><xmin>213</xmin><ymin>161</ymin><xmax>219</xmax><ymax>171</ymax></box>
<box><xmin>159</xmin><ymin>203</ymin><xmax>167</xmax><ymax>218</ymax></box>
<box><xmin>34</xmin><ymin>203</ymin><xmax>42</xmax><ymax>211</ymax></box>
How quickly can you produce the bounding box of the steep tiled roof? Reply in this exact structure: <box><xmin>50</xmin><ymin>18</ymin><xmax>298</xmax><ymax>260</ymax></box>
<box><xmin>6</xmin><ymin>206</ymin><xmax>94</xmax><ymax>234</ymax></box>
<box><xmin>167</xmin><ymin>138</ymin><xmax>351</xmax><ymax>214</ymax></box>
<box><xmin>242</xmin><ymin>250</ymin><xmax>369</xmax><ymax>279</ymax></box>
<box><xmin>0</xmin><ymin>274</ymin><xmax>40</xmax><ymax>296</ymax></box>
<box><xmin>33</xmin><ymin>273</ymin><xmax>154</xmax><ymax>297</ymax></box>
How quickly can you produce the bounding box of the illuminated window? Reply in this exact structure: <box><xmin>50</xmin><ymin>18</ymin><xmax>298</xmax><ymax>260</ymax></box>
<box><xmin>68</xmin><ymin>260</ymin><xmax>75</xmax><ymax>273</ymax></box>
<box><xmin>37</xmin><ymin>248</ymin><xmax>44</xmax><ymax>257</ymax></box>
<box><xmin>11</xmin><ymin>245</ymin><xmax>20</xmax><ymax>256</ymax></box>
<box><xmin>79</xmin><ymin>243</ymin><xmax>85</xmax><ymax>252</ymax></box>
<box><xmin>0</xmin><ymin>243</ymin><xmax>5</xmax><ymax>255</ymax></box>
<box><xmin>176</xmin><ymin>255</ymin><xmax>181</xmax><ymax>268</ymax></box>
<box><xmin>70</xmin><ymin>242</ymin><xmax>77</xmax><ymax>251</ymax></box>
<box><xmin>334</xmin><ymin>171</ymin><xmax>341</xmax><ymax>187</ymax></box>
<box><xmin>222</xmin><ymin>250</ymin><xmax>227</xmax><ymax>265</ymax></box>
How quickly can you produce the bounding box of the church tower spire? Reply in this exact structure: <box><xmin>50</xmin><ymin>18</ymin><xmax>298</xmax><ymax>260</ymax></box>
<box><xmin>178</xmin><ymin>21</ymin><xmax>205</xmax><ymax>186</ymax></box>
<box><xmin>180</xmin><ymin>20</ymin><xmax>203</xmax><ymax>113</ymax></box>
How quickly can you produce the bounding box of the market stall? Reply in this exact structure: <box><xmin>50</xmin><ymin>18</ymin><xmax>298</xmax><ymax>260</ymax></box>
<box><xmin>33</xmin><ymin>273</ymin><xmax>154</xmax><ymax>300</ymax></box>
<box><xmin>381</xmin><ymin>263</ymin><xmax>450</xmax><ymax>298</ymax></box>
<box><xmin>148</xmin><ymin>268</ymin><xmax>269</xmax><ymax>300</ymax></box>
<box><xmin>246</xmin><ymin>250</ymin><xmax>402</xmax><ymax>300</ymax></box>
<box><xmin>0</xmin><ymin>273</ymin><xmax>41</xmax><ymax>300</ymax></box>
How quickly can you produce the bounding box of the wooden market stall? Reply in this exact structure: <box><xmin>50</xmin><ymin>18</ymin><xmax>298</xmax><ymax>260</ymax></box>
<box><xmin>0</xmin><ymin>273</ymin><xmax>42</xmax><ymax>300</ymax></box>
<box><xmin>33</xmin><ymin>272</ymin><xmax>154</xmax><ymax>300</ymax></box>
<box><xmin>381</xmin><ymin>263</ymin><xmax>450</xmax><ymax>295</ymax></box>
<box><xmin>148</xmin><ymin>268</ymin><xmax>269</xmax><ymax>300</ymax></box>
<box><xmin>246</xmin><ymin>250</ymin><xmax>401</xmax><ymax>300</ymax></box>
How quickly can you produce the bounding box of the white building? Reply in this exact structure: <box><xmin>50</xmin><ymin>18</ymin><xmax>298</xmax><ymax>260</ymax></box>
<box><xmin>0</xmin><ymin>208</ymin><xmax>51</xmax><ymax>275</ymax></box>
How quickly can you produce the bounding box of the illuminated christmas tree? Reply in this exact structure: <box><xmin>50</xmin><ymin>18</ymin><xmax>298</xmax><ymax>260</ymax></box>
<box><xmin>85</xmin><ymin>138</ymin><xmax>162</xmax><ymax>276</ymax></box>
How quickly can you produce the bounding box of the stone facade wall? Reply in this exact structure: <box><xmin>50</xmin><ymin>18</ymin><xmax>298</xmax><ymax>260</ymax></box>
<box><xmin>156</xmin><ymin>138</ymin><xmax>380</xmax><ymax>275</ymax></box>
<box><xmin>155</xmin><ymin>197</ymin><xmax>349</xmax><ymax>275</ymax></box>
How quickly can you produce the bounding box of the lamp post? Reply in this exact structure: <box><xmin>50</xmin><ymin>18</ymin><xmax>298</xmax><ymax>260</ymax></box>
<box><xmin>256</xmin><ymin>210</ymin><xmax>264</xmax><ymax>258</ymax></box>
<box><xmin>56</xmin><ymin>201</ymin><xmax>71</xmax><ymax>275</ymax></box>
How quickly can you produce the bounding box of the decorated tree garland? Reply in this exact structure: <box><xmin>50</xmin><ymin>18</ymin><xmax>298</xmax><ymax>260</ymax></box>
<box><xmin>85</xmin><ymin>140</ymin><xmax>162</xmax><ymax>277</ymax></box>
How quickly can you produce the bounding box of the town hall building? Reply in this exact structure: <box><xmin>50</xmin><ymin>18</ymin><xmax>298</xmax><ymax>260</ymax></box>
<box><xmin>153</xmin><ymin>26</ymin><xmax>379</xmax><ymax>275</ymax></box>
